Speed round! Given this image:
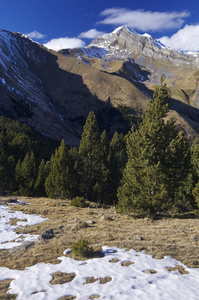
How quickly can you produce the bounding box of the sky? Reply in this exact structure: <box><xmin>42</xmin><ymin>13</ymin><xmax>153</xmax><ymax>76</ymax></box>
<box><xmin>1</xmin><ymin>202</ymin><xmax>199</xmax><ymax>299</ymax></box>
<box><xmin>0</xmin><ymin>0</ymin><xmax>199</xmax><ymax>52</ymax></box>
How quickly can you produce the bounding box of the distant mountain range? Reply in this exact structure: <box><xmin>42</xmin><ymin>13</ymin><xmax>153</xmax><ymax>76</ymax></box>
<box><xmin>1</xmin><ymin>26</ymin><xmax>199</xmax><ymax>145</ymax></box>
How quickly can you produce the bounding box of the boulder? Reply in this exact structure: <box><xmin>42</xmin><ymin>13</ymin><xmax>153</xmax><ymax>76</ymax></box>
<box><xmin>9</xmin><ymin>241</ymin><xmax>35</xmax><ymax>254</ymax></box>
<box><xmin>37</xmin><ymin>228</ymin><xmax>54</xmax><ymax>243</ymax></box>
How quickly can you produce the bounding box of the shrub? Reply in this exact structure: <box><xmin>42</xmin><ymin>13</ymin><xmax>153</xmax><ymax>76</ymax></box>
<box><xmin>72</xmin><ymin>239</ymin><xmax>93</xmax><ymax>257</ymax></box>
<box><xmin>70</xmin><ymin>196</ymin><xmax>88</xmax><ymax>208</ymax></box>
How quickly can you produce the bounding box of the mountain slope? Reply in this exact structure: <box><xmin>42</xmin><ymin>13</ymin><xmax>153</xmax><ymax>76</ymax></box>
<box><xmin>60</xmin><ymin>25</ymin><xmax>199</xmax><ymax>138</ymax></box>
<box><xmin>0</xmin><ymin>29</ymin><xmax>149</xmax><ymax>145</ymax></box>
<box><xmin>1</xmin><ymin>27</ymin><xmax>199</xmax><ymax>144</ymax></box>
<box><xmin>62</xmin><ymin>25</ymin><xmax>199</xmax><ymax>106</ymax></box>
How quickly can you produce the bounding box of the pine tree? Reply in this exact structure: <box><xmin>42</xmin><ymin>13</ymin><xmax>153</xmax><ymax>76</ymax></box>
<box><xmin>0</xmin><ymin>135</ymin><xmax>15</xmax><ymax>194</ymax></box>
<box><xmin>117</xmin><ymin>85</ymin><xmax>192</xmax><ymax>215</ymax></box>
<box><xmin>15</xmin><ymin>151</ymin><xmax>37</xmax><ymax>196</ymax></box>
<box><xmin>97</xmin><ymin>130</ymin><xmax>111</xmax><ymax>204</ymax></box>
<box><xmin>77</xmin><ymin>111</ymin><xmax>103</xmax><ymax>201</ymax></box>
<box><xmin>190</xmin><ymin>136</ymin><xmax>199</xmax><ymax>209</ymax></box>
<box><xmin>109</xmin><ymin>132</ymin><xmax>127</xmax><ymax>203</ymax></box>
<box><xmin>45</xmin><ymin>140</ymin><xmax>76</xmax><ymax>198</ymax></box>
<box><xmin>34</xmin><ymin>159</ymin><xmax>50</xmax><ymax>196</ymax></box>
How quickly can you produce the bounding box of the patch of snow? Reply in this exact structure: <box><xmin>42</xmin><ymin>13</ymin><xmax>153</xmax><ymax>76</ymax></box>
<box><xmin>141</xmin><ymin>90</ymin><xmax>152</xmax><ymax>99</ymax></box>
<box><xmin>112</xmin><ymin>25</ymin><xmax>138</xmax><ymax>35</ymax></box>
<box><xmin>0</xmin><ymin>204</ymin><xmax>47</xmax><ymax>249</ymax></box>
<box><xmin>0</xmin><ymin>204</ymin><xmax>199</xmax><ymax>299</ymax></box>
<box><xmin>80</xmin><ymin>46</ymin><xmax>108</xmax><ymax>59</ymax></box>
<box><xmin>1</xmin><ymin>77</ymin><xmax>6</xmax><ymax>85</ymax></box>
<box><xmin>142</xmin><ymin>33</ymin><xmax>152</xmax><ymax>38</ymax></box>
<box><xmin>183</xmin><ymin>50</ymin><xmax>199</xmax><ymax>57</ymax></box>
<box><xmin>63</xmin><ymin>249</ymin><xmax>72</xmax><ymax>255</ymax></box>
<box><xmin>0</xmin><ymin>246</ymin><xmax>199</xmax><ymax>299</ymax></box>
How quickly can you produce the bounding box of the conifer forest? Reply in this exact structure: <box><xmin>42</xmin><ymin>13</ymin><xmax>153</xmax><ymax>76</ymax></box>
<box><xmin>1</xmin><ymin>84</ymin><xmax>199</xmax><ymax>216</ymax></box>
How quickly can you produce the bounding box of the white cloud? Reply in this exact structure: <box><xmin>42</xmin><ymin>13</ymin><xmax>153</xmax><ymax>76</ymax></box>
<box><xmin>26</xmin><ymin>31</ymin><xmax>46</xmax><ymax>39</ymax></box>
<box><xmin>99</xmin><ymin>8</ymin><xmax>190</xmax><ymax>32</ymax></box>
<box><xmin>159</xmin><ymin>25</ymin><xmax>199</xmax><ymax>51</ymax></box>
<box><xmin>43</xmin><ymin>37</ymin><xmax>85</xmax><ymax>51</ymax></box>
<box><xmin>78</xmin><ymin>29</ymin><xmax>105</xmax><ymax>39</ymax></box>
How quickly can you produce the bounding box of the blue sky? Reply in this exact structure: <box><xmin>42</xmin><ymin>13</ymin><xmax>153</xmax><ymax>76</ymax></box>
<box><xmin>1</xmin><ymin>0</ymin><xmax>199</xmax><ymax>51</ymax></box>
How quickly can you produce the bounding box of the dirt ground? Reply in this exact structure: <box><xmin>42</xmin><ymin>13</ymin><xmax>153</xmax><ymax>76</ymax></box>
<box><xmin>1</xmin><ymin>196</ymin><xmax>199</xmax><ymax>298</ymax></box>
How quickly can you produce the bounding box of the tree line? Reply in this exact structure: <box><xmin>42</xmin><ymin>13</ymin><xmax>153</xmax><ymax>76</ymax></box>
<box><xmin>2</xmin><ymin>84</ymin><xmax>199</xmax><ymax>215</ymax></box>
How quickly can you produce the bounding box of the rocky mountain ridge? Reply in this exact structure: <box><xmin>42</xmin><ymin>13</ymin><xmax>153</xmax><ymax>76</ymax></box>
<box><xmin>0</xmin><ymin>29</ymin><xmax>149</xmax><ymax>145</ymax></box>
<box><xmin>0</xmin><ymin>27</ymin><xmax>199</xmax><ymax>144</ymax></box>
<box><xmin>62</xmin><ymin>25</ymin><xmax>199</xmax><ymax>70</ymax></box>
<box><xmin>62</xmin><ymin>25</ymin><xmax>199</xmax><ymax>134</ymax></box>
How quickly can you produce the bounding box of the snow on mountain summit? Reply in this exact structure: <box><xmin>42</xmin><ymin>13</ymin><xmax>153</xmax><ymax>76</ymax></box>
<box><xmin>87</xmin><ymin>25</ymin><xmax>169</xmax><ymax>61</ymax></box>
<box><xmin>112</xmin><ymin>25</ymin><xmax>138</xmax><ymax>35</ymax></box>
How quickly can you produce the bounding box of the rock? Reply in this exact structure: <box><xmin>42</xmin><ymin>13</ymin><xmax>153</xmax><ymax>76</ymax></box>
<box><xmin>100</xmin><ymin>214</ymin><xmax>113</xmax><ymax>221</ymax></box>
<box><xmin>74</xmin><ymin>221</ymin><xmax>89</xmax><ymax>230</ymax></box>
<box><xmin>85</xmin><ymin>220</ymin><xmax>96</xmax><ymax>225</ymax></box>
<box><xmin>7</xmin><ymin>198</ymin><xmax>18</xmax><ymax>203</ymax></box>
<box><xmin>37</xmin><ymin>228</ymin><xmax>54</xmax><ymax>243</ymax></box>
<box><xmin>191</xmin><ymin>233</ymin><xmax>199</xmax><ymax>244</ymax></box>
<box><xmin>136</xmin><ymin>236</ymin><xmax>144</xmax><ymax>241</ymax></box>
<box><xmin>41</xmin><ymin>228</ymin><xmax>54</xmax><ymax>239</ymax></box>
<box><xmin>9</xmin><ymin>241</ymin><xmax>35</xmax><ymax>254</ymax></box>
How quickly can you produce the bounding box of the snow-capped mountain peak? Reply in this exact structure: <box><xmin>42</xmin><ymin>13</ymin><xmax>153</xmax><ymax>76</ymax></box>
<box><xmin>112</xmin><ymin>25</ymin><xmax>138</xmax><ymax>35</ymax></box>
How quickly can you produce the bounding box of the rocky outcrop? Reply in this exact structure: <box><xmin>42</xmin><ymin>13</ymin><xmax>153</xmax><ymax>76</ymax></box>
<box><xmin>89</xmin><ymin>25</ymin><xmax>198</xmax><ymax>68</ymax></box>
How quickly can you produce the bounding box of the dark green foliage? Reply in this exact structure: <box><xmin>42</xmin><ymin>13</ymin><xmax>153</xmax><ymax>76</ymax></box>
<box><xmin>70</xmin><ymin>196</ymin><xmax>88</xmax><ymax>208</ymax></box>
<box><xmin>72</xmin><ymin>239</ymin><xmax>93</xmax><ymax>257</ymax></box>
<box><xmin>0</xmin><ymin>102</ymin><xmax>197</xmax><ymax>213</ymax></box>
<box><xmin>34</xmin><ymin>160</ymin><xmax>51</xmax><ymax>197</ymax></box>
<box><xmin>0</xmin><ymin>116</ymin><xmax>57</xmax><ymax>195</ymax></box>
<box><xmin>45</xmin><ymin>140</ymin><xmax>76</xmax><ymax>199</ymax></box>
<box><xmin>77</xmin><ymin>112</ymin><xmax>108</xmax><ymax>203</ymax></box>
<box><xmin>0</xmin><ymin>135</ymin><xmax>15</xmax><ymax>194</ymax></box>
<box><xmin>109</xmin><ymin>132</ymin><xmax>127</xmax><ymax>203</ymax></box>
<box><xmin>116</xmin><ymin>104</ymin><xmax>141</xmax><ymax>128</ymax></box>
<box><xmin>0</xmin><ymin>116</ymin><xmax>57</xmax><ymax>162</ymax></box>
<box><xmin>191</xmin><ymin>137</ymin><xmax>199</xmax><ymax>209</ymax></box>
<box><xmin>15</xmin><ymin>151</ymin><xmax>37</xmax><ymax>196</ymax></box>
<box><xmin>117</xmin><ymin>85</ymin><xmax>193</xmax><ymax>215</ymax></box>
<box><xmin>97</xmin><ymin>131</ymin><xmax>112</xmax><ymax>204</ymax></box>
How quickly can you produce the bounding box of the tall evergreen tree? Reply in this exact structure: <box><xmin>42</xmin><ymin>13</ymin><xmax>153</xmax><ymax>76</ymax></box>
<box><xmin>34</xmin><ymin>159</ymin><xmax>50</xmax><ymax>196</ymax></box>
<box><xmin>97</xmin><ymin>130</ymin><xmax>111</xmax><ymax>204</ymax></box>
<box><xmin>45</xmin><ymin>140</ymin><xmax>76</xmax><ymax>198</ymax></box>
<box><xmin>77</xmin><ymin>112</ymin><xmax>109</xmax><ymax>203</ymax></box>
<box><xmin>117</xmin><ymin>85</ymin><xmax>192</xmax><ymax>215</ymax></box>
<box><xmin>15</xmin><ymin>151</ymin><xmax>37</xmax><ymax>196</ymax></box>
<box><xmin>109</xmin><ymin>132</ymin><xmax>127</xmax><ymax>203</ymax></box>
<box><xmin>0</xmin><ymin>135</ymin><xmax>15</xmax><ymax>194</ymax></box>
<box><xmin>190</xmin><ymin>136</ymin><xmax>199</xmax><ymax>209</ymax></box>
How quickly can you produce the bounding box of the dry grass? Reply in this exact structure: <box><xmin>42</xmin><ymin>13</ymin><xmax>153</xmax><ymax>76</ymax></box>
<box><xmin>0</xmin><ymin>280</ymin><xmax>17</xmax><ymax>300</ymax></box>
<box><xmin>166</xmin><ymin>265</ymin><xmax>190</xmax><ymax>275</ymax></box>
<box><xmin>143</xmin><ymin>269</ymin><xmax>158</xmax><ymax>274</ymax></box>
<box><xmin>89</xmin><ymin>295</ymin><xmax>100</xmax><ymax>299</ymax></box>
<box><xmin>50</xmin><ymin>272</ymin><xmax>76</xmax><ymax>285</ymax></box>
<box><xmin>1</xmin><ymin>196</ymin><xmax>199</xmax><ymax>269</ymax></box>
<box><xmin>58</xmin><ymin>296</ymin><xmax>76</xmax><ymax>300</ymax></box>
<box><xmin>109</xmin><ymin>258</ymin><xmax>120</xmax><ymax>263</ymax></box>
<box><xmin>83</xmin><ymin>277</ymin><xmax>98</xmax><ymax>285</ymax></box>
<box><xmin>8</xmin><ymin>218</ymin><xmax>27</xmax><ymax>226</ymax></box>
<box><xmin>1</xmin><ymin>196</ymin><xmax>199</xmax><ymax>297</ymax></box>
<box><xmin>121</xmin><ymin>261</ymin><xmax>134</xmax><ymax>267</ymax></box>
<box><xmin>99</xmin><ymin>276</ymin><xmax>112</xmax><ymax>284</ymax></box>
<box><xmin>83</xmin><ymin>276</ymin><xmax>112</xmax><ymax>285</ymax></box>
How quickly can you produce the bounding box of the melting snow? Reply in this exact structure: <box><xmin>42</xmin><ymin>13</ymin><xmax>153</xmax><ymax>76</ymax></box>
<box><xmin>0</xmin><ymin>203</ymin><xmax>199</xmax><ymax>299</ymax></box>
<box><xmin>0</xmin><ymin>203</ymin><xmax>47</xmax><ymax>249</ymax></box>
